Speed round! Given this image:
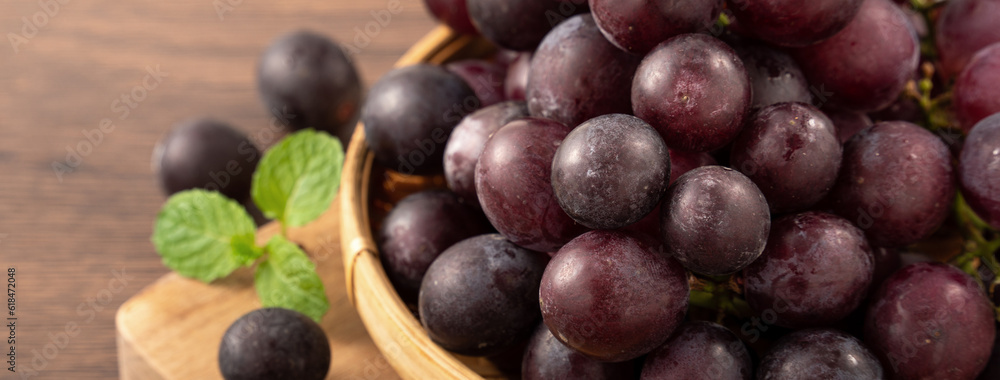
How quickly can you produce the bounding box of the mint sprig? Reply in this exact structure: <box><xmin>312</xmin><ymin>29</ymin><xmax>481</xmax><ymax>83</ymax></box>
<box><xmin>151</xmin><ymin>129</ymin><xmax>343</xmax><ymax>321</ymax></box>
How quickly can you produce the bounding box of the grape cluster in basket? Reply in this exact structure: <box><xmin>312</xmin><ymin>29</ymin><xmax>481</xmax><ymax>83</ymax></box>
<box><xmin>370</xmin><ymin>0</ymin><xmax>1000</xmax><ymax>379</ymax></box>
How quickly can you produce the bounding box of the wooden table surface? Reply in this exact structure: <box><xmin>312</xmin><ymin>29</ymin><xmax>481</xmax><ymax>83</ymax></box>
<box><xmin>0</xmin><ymin>1</ymin><xmax>435</xmax><ymax>378</ymax></box>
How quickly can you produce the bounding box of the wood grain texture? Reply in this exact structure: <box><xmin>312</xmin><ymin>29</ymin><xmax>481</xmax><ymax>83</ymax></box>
<box><xmin>0</xmin><ymin>1</ymin><xmax>434</xmax><ymax>378</ymax></box>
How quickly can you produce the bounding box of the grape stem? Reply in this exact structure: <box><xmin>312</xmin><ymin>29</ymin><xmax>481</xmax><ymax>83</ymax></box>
<box><xmin>688</xmin><ymin>274</ymin><xmax>752</xmax><ymax>322</ymax></box>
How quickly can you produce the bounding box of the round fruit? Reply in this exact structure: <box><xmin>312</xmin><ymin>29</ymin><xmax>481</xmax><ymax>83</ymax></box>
<box><xmin>728</xmin><ymin>0</ymin><xmax>864</xmax><ymax>47</ymax></box>
<box><xmin>218</xmin><ymin>308</ymin><xmax>330</xmax><ymax>380</ymax></box>
<box><xmin>960</xmin><ymin>112</ymin><xmax>1000</xmax><ymax>229</ymax></box>
<box><xmin>590</xmin><ymin>0</ymin><xmax>723</xmax><ymax>55</ymax></box>
<box><xmin>954</xmin><ymin>43</ymin><xmax>1000</xmax><ymax>132</ymax></box>
<box><xmin>551</xmin><ymin>114</ymin><xmax>670</xmax><ymax>230</ymax></box>
<box><xmin>641</xmin><ymin>321</ymin><xmax>752</xmax><ymax>380</ymax></box>
<box><xmin>378</xmin><ymin>190</ymin><xmax>491</xmax><ymax>303</ymax></box>
<box><xmin>936</xmin><ymin>0</ymin><xmax>1000</xmax><ymax>78</ymax></box>
<box><xmin>362</xmin><ymin>64</ymin><xmax>477</xmax><ymax>175</ymax></box>
<box><xmin>540</xmin><ymin>230</ymin><xmax>689</xmax><ymax>362</ymax></box>
<box><xmin>632</xmin><ymin>33</ymin><xmax>752</xmax><ymax>153</ymax></box>
<box><xmin>521</xmin><ymin>323</ymin><xmax>635</xmax><ymax>380</ymax></box>
<box><xmin>756</xmin><ymin>329</ymin><xmax>882</xmax><ymax>379</ymax></box>
<box><xmin>475</xmin><ymin>117</ymin><xmax>587</xmax><ymax>252</ymax></box>
<box><xmin>661</xmin><ymin>166</ymin><xmax>770</xmax><ymax>276</ymax></box>
<box><xmin>865</xmin><ymin>262</ymin><xmax>996</xmax><ymax>379</ymax></box>
<box><xmin>743</xmin><ymin>212</ymin><xmax>874</xmax><ymax>328</ymax></box>
<box><xmin>256</xmin><ymin>30</ymin><xmax>362</xmax><ymax>144</ymax></box>
<box><xmin>419</xmin><ymin>234</ymin><xmax>548</xmax><ymax>356</ymax></box>
<box><xmin>153</xmin><ymin>118</ymin><xmax>259</xmax><ymax>201</ymax></box>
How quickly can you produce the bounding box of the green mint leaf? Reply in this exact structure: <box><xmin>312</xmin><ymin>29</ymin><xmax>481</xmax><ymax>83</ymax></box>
<box><xmin>254</xmin><ymin>235</ymin><xmax>330</xmax><ymax>322</ymax></box>
<box><xmin>152</xmin><ymin>190</ymin><xmax>262</xmax><ymax>282</ymax></box>
<box><xmin>251</xmin><ymin>129</ymin><xmax>344</xmax><ymax>227</ymax></box>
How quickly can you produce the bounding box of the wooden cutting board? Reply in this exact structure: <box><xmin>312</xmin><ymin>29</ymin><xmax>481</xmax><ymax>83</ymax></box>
<box><xmin>115</xmin><ymin>197</ymin><xmax>401</xmax><ymax>380</ymax></box>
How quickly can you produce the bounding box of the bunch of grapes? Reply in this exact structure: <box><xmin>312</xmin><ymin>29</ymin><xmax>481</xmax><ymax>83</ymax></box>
<box><xmin>369</xmin><ymin>0</ymin><xmax>1000</xmax><ymax>378</ymax></box>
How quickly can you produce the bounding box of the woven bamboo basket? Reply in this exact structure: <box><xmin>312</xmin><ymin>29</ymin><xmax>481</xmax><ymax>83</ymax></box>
<box><xmin>339</xmin><ymin>26</ymin><xmax>508</xmax><ymax>380</ymax></box>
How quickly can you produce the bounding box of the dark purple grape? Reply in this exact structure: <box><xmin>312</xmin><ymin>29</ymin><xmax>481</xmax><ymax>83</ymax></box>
<box><xmin>153</xmin><ymin>118</ymin><xmax>260</xmax><ymax>201</ymax></box>
<box><xmin>522</xmin><ymin>323</ymin><xmax>636</xmax><ymax>380</ymax></box>
<box><xmin>641</xmin><ymin>321</ymin><xmax>752</xmax><ymax>380</ymax></box>
<box><xmin>744</xmin><ymin>212</ymin><xmax>874</xmax><ymax>328</ymax></box>
<box><xmin>865</xmin><ymin>262</ymin><xmax>996</xmax><ymax>379</ymax></box>
<box><xmin>466</xmin><ymin>0</ymin><xmax>582</xmax><ymax>51</ymax></box>
<box><xmin>827</xmin><ymin>121</ymin><xmax>955</xmax><ymax>247</ymax></box>
<box><xmin>734</xmin><ymin>44</ymin><xmax>811</xmax><ymax>110</ymax></box>
<box><xmin>867</xmin><ymin>97</ymin><xmax>923</xmax><ymax>125</ymax></box>
<box><xmin>791</xmin><ymin>0</ymin><xmax>919</xmax><ymax>112</ymax></box>
<box><xmin>419</xmin><ymin>234</ymin><xmax>548</xmax><ymax>356</ymax></box>
<box><xmin>757</xmin><ymin>329</ymin><xmax>882</xmax><ymax>379</ymax></box>
<box><xmin>727</xmin><ymin>0</ymin><xmax>864</xmax><ymax>47</ymax></box>
<box><xmin>362</xmin><ymin>64</ymin><xmax>477</xmax><ymax>175</ymax></box>
<box><xmin>423</xmin><ymin>0</ymin><xmax>478</xmax><ymax>35</ymax></box>
<box><xmin>475</xmin><ymin>118</ymin><xmax>588</xmax><ymax>252</ymax></box>
<box><xmin>551</xmin><ymin>114</ymin><xmax>670</xmax><ymax>230</ymax></box>
<box><xmin>669</xmin><ymin>150</ymin><xmax>718</xmax><ymax>184</ymax></box>
<box><xmin>936</xmin><ymin>0</ymin><xmax>1000</xmax><ymax>78</ymax></box>
<box><xmin>378</xmin><ymin>190</ymin><xmax>491</xmax><ymax>303</ymax></box>
<box><xmin>632</xmin><ymin>33</ymin><xmax>752</xmax><ymax>153</ymax></box>
<box><xmin>960</xmin><ymin>112</ymin><xmax>1000</xmax><ymax>229</ymax></box>
<box><xmin>540</xmin><ymin>230</ymin><xmax>689</xmax><ymax>362</ymax></box>
<box><xmin>954</xmin><ymin>43</ymin><xmax>1000</xmax><ymax>132</ymax></box>
<box><xmin>825</xmin><ymin>108</ymin><xmax>873</xmax><ymax>144</ymax></box>
<box><xmin>504</xmin><ymin>52</ymin><xmax>531</xmax><ymax>101</ymax></box>
<box><xmin>661</xmin><ymin>166</ymin><xmax>770</xmax><ymax>276</ymax></box>
<box><xmin>443</xmin><ymin>101</ymin><xmax>529</xmax><ymax>205</ymax></box>
<box><xmin>446</xmin><ymin>59</ymin><xmax>506</xmax><ymax>108</ymax></box>
<box><xmin>527</xmin><ymin>14</ymin><xmax>640</xmax><ymax>128</ymax></box>
<box><xmin>218</xmin><ymin>308</ymin><xmax>330</xmax><ymax>380</ymax></box>
<box><xmin>730</xmin><ymin>102</ymin><xmax>842</xmax><ymax>214</ymax></box>
<box><xmin>589</xmin><ymin>0</ymin><xmax>723</xmax><ymax>55</ymax></box>
<box><xmin>256</xmin><ymin>30</ymin><xmax>362</xmax><ymax>145</ymax></box>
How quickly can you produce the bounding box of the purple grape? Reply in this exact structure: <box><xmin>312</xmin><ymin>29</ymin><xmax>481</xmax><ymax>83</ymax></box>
<box><xmin>790</xmin><ymin>0</ymin><xmax>919</xmax><ymax>112</ymax></box>
<box><xmin>868</xmin><ymin>97</ymin><xmax>922</xmax><ymax>125</ymax></box>
<box><xmin>936</xmin><ymin>0</ymin><xmax>1000</xmax><ymax>78</ymax></box>
<box><xmin>446</xmin><ymin>59</ymin><xmax>506</xmax><ymax>108</ymax></box>
<box><xmin>632</xmin><ymin>34</ymin><xmax>752</xmax><ymax>153</ymax></box>
<box><xmin>521</xmin><ymin>323</ymin><xmax>636</xmax><ymax>380</ymax></box>
<box><xmin>423</xmin><ymin>0</ymin><xmax>478</xmax><ymax>35</ymax></box>
<box><xmin>756</xmin><ymin>329</ymin><xmax>882</xmax><ymax>379</ymax></box>
<box><xmin>362</xmin><ymin>64</ymin><xmax>477</xmax><ymax>175</ymax></box>
<box><xmin>734</xmin><ymin>43</ymin><xmax>812</xmax><ymax>110</ymax></box>
<box><xmin>504</xmin><ymin>52</ymin><xmax>531</xmax><ymax>101</ymax></box>
<box><xmin>475</xmin><ymin>118</ymin><xmax>588</xmax><ymax>252</ymax></box>
<box><xmin>466</xmin><ymin>0</ymin><xmax>583</xmax><ymax>51</ymax></box>
<box><xmin>589</xmin><ymin>0</ymin><xmax>723</xmax><ymax>55</ymax></box>
<box><xmin>865</xmin><ymin>262</ymin><xmax>996</xmax><ymax>379</ymax></box>
<box><xmin>825</xmin><ymin>108</ymin><xmax>873</xmax><ymax>144</ymax></box>
<box><xmin>959</xmin><ymin>112</ymin><xmax>1000</xmax><ymax>229</ymax></box>
<box><xmin>954</xmin><ymin>43</ymin><xmax>1000</xmax><ymax>132</ymax></box>
<box><xmin>641</xmin><ymin>321</ymin><xmax>752</xmax><ymax>380</ymax></box>
<box><xmin>419</xmin><ymin>234</ymin><xmax>549</xmax><ymax>356</ymax></box>
<box><xmin>743</xmin><ymin>212</ymin><xmax>874</xmax><ymax>328</ymax></box>
<box><xmin>827</xmin><ymin>121</ymin><xmax>955</xmax><ymax>247</ymax></box>
<box><xmin>443</xmin><ymin>101</ymin><xmax>529</xmax><ymax>205</ymax></box>
<box><xmin>377</xmin><ymin>190</ymin><xmax>491</xmax><ymax>303</ymax></box>
<box><xmin>661</xmin><ymin>166</ymin><xmax>770</xmax><ymax>276</ymax></box>
<box><xmin>730</xmin><ymin>102</ymin><xmax>842</xmax><ymax>214</ymax></box>
<box><xmin>540</xmin><ymin>230</ymin><xmax>689</xmax><ymax>362</ymax></box>
<box><xmin>551</xmin><ymin>114</ymin><xmax>670</xmax><ymax>230</ymax></box>
<box><xmin>727</xmin><ymin>0</ymin><xmax>864</xmax><ymax>47</ymax></box>
<box><xmin>153</xmin><ymin>118</ymin><xmax>260</xmax><ymax>202</ymax></box>
<box><xmin>218</xmin><ymin>308</ymin><xmax>330</xmax><ymax>380</ymax></box>
<box><xmin>527</xmin><ymin>14</ymin><xmax>640</xmax><ymax>128</ymax></box>
<box><xmin>256</xmin><ymin>30</ymin><xmax>362</xmax><ymax>145</ymax></box>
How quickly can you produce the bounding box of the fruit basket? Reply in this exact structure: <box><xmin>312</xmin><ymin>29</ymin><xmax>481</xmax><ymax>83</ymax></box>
<box><xmin>339</xmin><ymin>25</ymin><xmax>503</xmax><ymax>380</ymax></box>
